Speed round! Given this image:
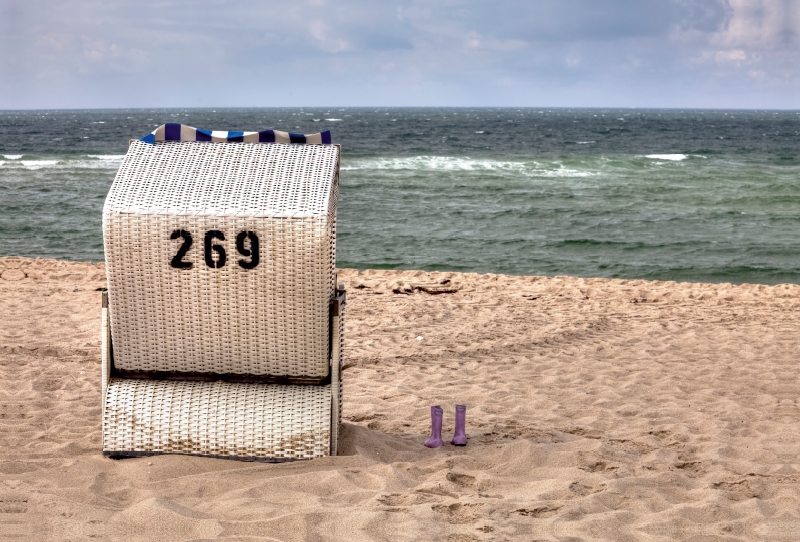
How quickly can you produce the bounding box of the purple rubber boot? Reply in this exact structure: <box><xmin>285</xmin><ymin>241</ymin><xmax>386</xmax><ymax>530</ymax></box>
<box><xmin>424</xmin><ymin>406</ymin><xmax>444</xmax><ymax>448</ymax></box>
<box><xmin>451</xmin><ymin>405</ymin><xmax>467</xmax><ymax>446</ymax></box>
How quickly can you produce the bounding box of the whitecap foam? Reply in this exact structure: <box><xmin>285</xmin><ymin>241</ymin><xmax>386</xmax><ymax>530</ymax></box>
<box><xmin>539</xmin><ymin>169</ymin><xmax>595</xmax><ymax>178</ymax></box>
<box><xmin>324</xmin><ymin>118</ymin><xmax>343</xmax><ymax>121</ymax></box>
<box><xmin>9</xmin><ymin>157</ymin><xmax>120</xmax><ymax>170</ymax></box>
<box><xmin>577</xmin><ymin>141</ymin><xmax>595</xmax><ymax>144</ymax></box>
<box><xmin>87</xmin><ymin>154</ymin><xmax>125</xmax><ymax>161</ymax></box>
<box><xmin>646</xmin><ymin>154</ymin><xmax>687</xmax><ymax>161</ymax></box>
<box><xmin>3</xmin><ymin>155</ymin><xmax>22</xmax><ymax>160</ymax></box>
<box><xmin>21</xmin><ymin>160</ymin><xmax>58</xmax><ymax>170</ymax></box>
<box><xmin>59</xmin><ymin>155</ymin><xmax>125</xmax><ymax>169</ymax></box>
<box><xmin>475</xmin><ymin>131</ymin><xmax>485</xmax><ymax>134</ymax></box>
<box><xmin>56</xmin><ymin>156</ymin><xmax>125</xmax><ymax>169</ymax></box>
<box><xmin>0</xmin><ymin>161</ymin><xmax>5</xmax><ymax>167</ymax></box>
<box><xmin>341</xmin><ymin>156</ymin><xmax>596</xmax><ymax>177</ymax></box>
<box><xmin>342</xmin><ymin>156</ymin><xmax>526</xmax><ymax>172</ymax></box>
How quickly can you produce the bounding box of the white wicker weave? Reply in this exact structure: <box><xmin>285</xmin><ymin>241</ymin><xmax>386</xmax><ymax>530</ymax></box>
<box><xmin>103</xmin><ymin>378</ymin><xmax>331</xmax><ymax>460</ymax></box>
<box><xmin>100</xmin><ymin>288</ymin><xmax>346</xmax><ymax>459</ymax></box>
<box><xmin>103</xmin><ymin>141</ymin><xmax>340</xmax><ymax>378</ymax></box>
<box><xmin>102</xmin><ymin>137</ymin><xmax>344</xmax><ymax>461</ymax></box>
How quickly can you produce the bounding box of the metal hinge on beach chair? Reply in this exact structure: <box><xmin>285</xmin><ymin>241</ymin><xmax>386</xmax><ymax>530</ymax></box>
<box><xmin>329</xmin><ymin>282</ymin><xmax>346</xmax><ymax>457</ymax></box>
<box><xmin>100</xmin><ymin>125</ymin><xmax>344</xmax><ymax>462</ymax></box>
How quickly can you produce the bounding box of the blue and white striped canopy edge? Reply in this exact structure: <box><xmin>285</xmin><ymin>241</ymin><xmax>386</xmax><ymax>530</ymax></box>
<box><xmin>140</xmin><ymin>123</ymin><xmax>332</xmax><ymax>145</ymax></box>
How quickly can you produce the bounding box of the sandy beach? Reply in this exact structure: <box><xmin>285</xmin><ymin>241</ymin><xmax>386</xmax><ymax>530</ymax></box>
<box><xmin>0</xmin><ymin>255</ymin><xmax>798</xmax><ymax>541</ymax></box>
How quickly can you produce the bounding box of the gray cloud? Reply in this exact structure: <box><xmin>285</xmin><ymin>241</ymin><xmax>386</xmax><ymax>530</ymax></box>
<box><xmin>0</xmin><ymin>0</ymin><xmax>797</xmax><ymax>108</ymax></box>
<box><xmin>447</xmin><ymin>1</ymin><xmax>682</xmax><ymax>41</ymax></box>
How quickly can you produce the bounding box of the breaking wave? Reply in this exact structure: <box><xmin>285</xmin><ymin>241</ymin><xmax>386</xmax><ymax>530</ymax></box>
<box><xmin>646</xmin><ymin>154</ymin><xmax>688</xmax><ymax>161</ymax></box>
<box><xmin>341</xmin><ymin>156</ymin><xmax>596</xmax><ymax>177</ymax></box>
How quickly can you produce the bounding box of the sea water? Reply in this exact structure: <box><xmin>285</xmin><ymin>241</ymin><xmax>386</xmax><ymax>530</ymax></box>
<box><xmin>1</xmin><ymin>108</ymin><xmax>798</xmax><ymax>284</ymax></box>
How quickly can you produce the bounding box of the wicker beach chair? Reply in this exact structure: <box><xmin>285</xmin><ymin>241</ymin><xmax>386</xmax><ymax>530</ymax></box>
<box><xmin>100</xmin><ymin>124</ymin><xmax>344</xmax><ymax>461</ymax></box>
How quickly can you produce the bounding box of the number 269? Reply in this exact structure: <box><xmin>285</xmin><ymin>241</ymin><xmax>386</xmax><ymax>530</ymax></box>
<box><xmin>169</xmin><ymin>229</ymin><xmax>259</xmax><ymax>270</ymax></box>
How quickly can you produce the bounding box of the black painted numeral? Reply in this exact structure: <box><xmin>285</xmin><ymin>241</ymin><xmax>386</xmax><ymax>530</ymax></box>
<box><xmin>204</xmin><ymin>230</ymin><xmax>227</xmax><ymax>268</ymax></box>
<box><xmin>170</xmin><ymin>230</ymin><xmax>193</xmax><ymax>269</ymax></box>
<box><xmin>172</xmin><ymin>229</ymin><xmax>259</xmax><ymax>269</ymax></box>
<box><xmin>236</xmin><ymin>231</ymin><xmax>259</xmax><ymax>269</ymax></box>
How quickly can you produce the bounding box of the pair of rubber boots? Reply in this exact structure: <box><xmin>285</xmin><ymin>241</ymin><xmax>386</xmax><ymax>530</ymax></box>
<box><xmin>424</xmin><ymin>405</ymin><xmax>467</xmax><ymax>448</ymax></box>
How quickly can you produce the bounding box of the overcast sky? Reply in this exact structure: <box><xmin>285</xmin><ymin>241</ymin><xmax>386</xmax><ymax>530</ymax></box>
<box><xmin>1</xmin><ymin>0</ymin><xmax>798</xmax><ymax>109</ymax></box>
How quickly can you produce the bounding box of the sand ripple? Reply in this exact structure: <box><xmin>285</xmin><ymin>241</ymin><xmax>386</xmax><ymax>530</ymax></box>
<box><xmin>0</xmin><ymin>257</ymin><xmax>798</xmax><ymax>540</ymax></box>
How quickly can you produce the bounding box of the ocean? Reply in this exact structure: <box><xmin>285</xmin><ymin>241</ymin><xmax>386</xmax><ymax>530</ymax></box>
<box><xmin>1</xmin><ymin>108</ymin><xmax>798</xmax><ymax>284</ymax></box>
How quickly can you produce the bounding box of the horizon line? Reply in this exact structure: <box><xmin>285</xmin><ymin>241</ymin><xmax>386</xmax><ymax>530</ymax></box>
<box><xmin>2</xmin><ymin>106</ymin><xmax>800</xmax><ymax>113</ymax></box>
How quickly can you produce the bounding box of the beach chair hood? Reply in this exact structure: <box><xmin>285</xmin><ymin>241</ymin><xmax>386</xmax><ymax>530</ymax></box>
<box><xmin>103</xmin><ymin>125</ymin><xmax>340</xmax><ymax>379</ymax></box>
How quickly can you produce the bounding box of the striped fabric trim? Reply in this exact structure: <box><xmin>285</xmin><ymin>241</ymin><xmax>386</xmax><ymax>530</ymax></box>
<box><xmin>140</xmin><ymin>124</ymin><xmax>332</xmax><ymax>145</ymax></box>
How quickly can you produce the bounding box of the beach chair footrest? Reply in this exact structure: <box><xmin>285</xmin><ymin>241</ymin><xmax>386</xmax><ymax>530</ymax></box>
<box><xmin>103</xmin><ymin>378</ymin><xmax>331</xmax><ymax>461</ymax></box>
